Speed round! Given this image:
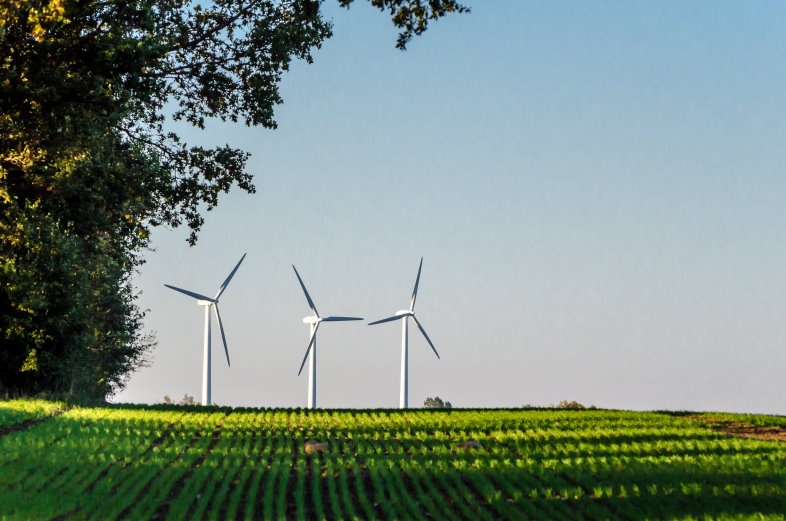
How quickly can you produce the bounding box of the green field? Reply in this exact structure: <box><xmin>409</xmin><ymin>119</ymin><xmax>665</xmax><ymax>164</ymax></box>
<box><xmin>1</xmin><ymin>400</ymin><xmax>785</xmax><ymax>521</ymax></box>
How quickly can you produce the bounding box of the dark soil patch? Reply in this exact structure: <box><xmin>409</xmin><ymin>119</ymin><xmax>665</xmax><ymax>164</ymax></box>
<box><xmin>688</xmin><ymin>417</ymin><xmax>786</xmax><ymax>442</ymax></box>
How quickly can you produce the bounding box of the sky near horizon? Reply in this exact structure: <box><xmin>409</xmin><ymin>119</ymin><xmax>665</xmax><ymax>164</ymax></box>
<box><xmin>116</xmin><ymin>0</ymin><xmax>786</xmax><ymax>414</ymax></box>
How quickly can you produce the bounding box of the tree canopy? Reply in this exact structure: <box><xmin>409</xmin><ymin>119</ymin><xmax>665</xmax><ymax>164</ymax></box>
<box><xmin>0</xmin><ymin>0</ymin><xmax>467</xmax><ymax>399</ymax></box>
<box><xmin>423</xmin><ymin>396</ymin><xmax>452</xmax><ymax>409</ymax></box>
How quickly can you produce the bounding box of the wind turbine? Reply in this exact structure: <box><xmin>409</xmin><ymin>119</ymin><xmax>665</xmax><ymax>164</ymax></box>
<box><xmin>164</xmin><ymin>253</ymin><xmax>246</xmax><ymax>406</ymax></box>
<box><xmin>368</xmin><ymin>257</ymin><xmax>440</xmax><ymax>409</ymax></box>
<box><xmin>293</xmin><ymin>265</ymin><xmax>363</xmax><ymax>409</ymax></box>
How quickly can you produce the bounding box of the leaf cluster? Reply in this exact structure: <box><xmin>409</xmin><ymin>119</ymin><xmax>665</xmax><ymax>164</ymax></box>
<box><xmin>337</xmin><ymin>0</ymin><xmax>469</xmax><ymax>50</ymax></box>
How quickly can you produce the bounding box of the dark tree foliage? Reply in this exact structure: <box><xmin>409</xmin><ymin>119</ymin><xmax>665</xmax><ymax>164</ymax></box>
<box><xmin>338</xmin><ymin>0</ymin><xmax>469</xmax><ymax>49</ymax></box>
<box><xmin>0</xmin><ymin>0</ymin><xmax>466</xmax><ymax>400</ymax></box>
<box><xmin>423</xmin><ymin>396</ymin><xmax>452</xmax><ymax>409</ymax></box>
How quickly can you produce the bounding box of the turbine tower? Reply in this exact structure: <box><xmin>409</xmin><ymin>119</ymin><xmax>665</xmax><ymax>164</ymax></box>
<box><xmin>164</xmin><ymin>253</ymin><xmax>246</xmax><ymax>406</ymax></box>
<box><xmin>293</xmin><ymin>265</ymin><xmax>363</xmax><ymax>409</ymax></box>
<box><xmin>368</xmin><ymin>257</ymin><xmax>440</xmax><ymax>409</ymax></box>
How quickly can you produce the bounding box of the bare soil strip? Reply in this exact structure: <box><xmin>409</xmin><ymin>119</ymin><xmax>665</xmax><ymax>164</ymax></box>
<box><xmin>688</xmin><ymin>417</ymin><xmax>786</xmax><ymax>442</ymax></box>
<box><xmin>47</xmin><ymin>504</ymin><xmax>79</xmax><ymax>521</ymax></box>
<box><xmin>146</xmin><ymin>414</ymin><xmax>229</xmax><ymax>521</ymax></box>
<box><xmin>317</xmin><ymin>456</ymin><xmax>338</xmax><ymax>521</ymax></box>
<box><xmin>247</xmin><ymin>416</ymin><xmax>278</xmax><ymax>521</ymax></box>
<box><xmin>284</xmin><ymin>440</ymin><xmax>299</xmax><ymax>521</ymax></box>
<box><xmin>84</xmin><ymin>423</ymin><xmax>176</xmax><ymax>496</ymax></box>
<box><xmin>216</xmin><ymin>426</ymin><xmax>261</xmax><ymax>520</ymax></box>
<box><xmin>553</xmin><ymin>470</ymin><xmax>635</xmax><ymax>521</ymax></box>
<box><xmin>339</xmin><ymin>460</ymin><xmax>365</xmax><ymax>520</ymax></box>
<box><xmin>112</xmin><ymin>433</ymin><xmax>203</xmax><ymax>521</ymax></box>
<box><xmin>303</xmin><ymin>450</ymin><xmax>318</xmax><ymax>521</ymax></box>
<box><xmin>0</xmin><ymin>408</ymin><xmax>67</xmax><ymax>439</ymax></box>
<box><xmin>454</xmin><ymin>471</ymin><xmax>506</xmax><ymax>521</ymax></box>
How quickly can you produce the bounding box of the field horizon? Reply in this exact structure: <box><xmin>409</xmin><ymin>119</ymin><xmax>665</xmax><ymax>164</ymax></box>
<box><xmin>2</xmin><ymin>399</ymin><xmax>786</xmax><ymax>520</ymax></box>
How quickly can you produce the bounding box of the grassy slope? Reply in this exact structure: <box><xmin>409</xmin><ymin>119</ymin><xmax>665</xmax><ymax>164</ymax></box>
<box><xmin>1</xmin><ymin>400</ymin><xmax>785</xmax><ymax>521</ymax></box>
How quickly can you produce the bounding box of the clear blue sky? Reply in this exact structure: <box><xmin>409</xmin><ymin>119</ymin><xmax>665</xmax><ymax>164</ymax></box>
<box><xmin>116</xmin><ymin>0</ymin><xmax>786</xmax><ymax>413</ymax></box>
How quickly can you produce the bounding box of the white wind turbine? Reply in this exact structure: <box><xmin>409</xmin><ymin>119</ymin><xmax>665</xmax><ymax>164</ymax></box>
<box><xmin>164</xmin><ymin>253</ymin><xmax>246</xmax><ymax>406</ymax></box>
<box><xmin>368</xmin><ymin>257</ymin><xmax>440</xmax><ymax>409</ymax></box>
<box><xmin>293</xmin><ymin>265</ymin><xmax>363</xmax><ymax>409</ymax></box>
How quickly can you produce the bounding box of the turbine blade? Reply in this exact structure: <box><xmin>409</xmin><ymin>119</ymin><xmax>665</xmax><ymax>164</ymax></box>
<box><xmin>292</xmin><ymin>265</ymin><xmax>318</xmax><ymax>317</ymax></box>
<box><xmin>412</xmin><ymin>315</ymin><xmax>440</xmax><ymax>359</ymax></box>
<box><xmin>367</xmin><ymin>314</ymin><xmax>406</xmax><ymax>326</ymax></box>
<box><xmin>410</xmin><ymin>257</ymin><xmax>423</xmax><ymax>312</ymax></box>
<box><xmin>298</xmin><ymin>323</ymin><xmax>319</xmax><ymax>376</ymax></box>
<box><xmin>215</xmin><ymin>253</ymin><xmax>247</xmax><ymax>300</ymax></box>
<box><xmin>164</xmin><ymin>284</ymin><xmax>215</xmax><ymax>302</ymax></box>
<box><xmin>213</xmin><ymin>304</ymin><xmax>230</xmax><ymax>367</ymax></box>
<box><xmin>322</xmin><ymin>316</ymin><xmax>364</xmax><ymax>322</ymax></box>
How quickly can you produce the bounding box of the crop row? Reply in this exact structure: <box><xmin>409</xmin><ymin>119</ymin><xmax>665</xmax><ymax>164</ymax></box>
<box><xmin>1</xmin><ymin>401</ymin><xmax>785</xmax><ymax>520</ymax></box>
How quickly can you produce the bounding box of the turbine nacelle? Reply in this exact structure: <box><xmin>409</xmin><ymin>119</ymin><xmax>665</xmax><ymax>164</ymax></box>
<box><xmin>368</xmin><ymin>258</ymin><xmax>428</xmax><ymax>328</ymax></box>
<box><xmin>164</xmin><ymin>252</ymin><xmax>247</xmax><ymax>372</ymax></box>
<box><xmin>368</xmin><ymin>256</ymin><xmax>441</xmax><ymax>408</ymax></box>
<box><xmin>292</xmin><ymin>265</ymin><xmax>364</xmax><ymax>383</ymax></box>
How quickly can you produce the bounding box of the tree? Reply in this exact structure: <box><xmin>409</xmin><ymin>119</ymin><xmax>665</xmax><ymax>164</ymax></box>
<box><xmin>163</xmin><ymin>394</ymin><xmax>196</xmax><ymax>405</ymax></box>
<box><xmin>0</xmin><ymin>0</ymin><xmax>467</xmax><ymax>400</ymax></box>
<box><xmin>554</xmin><ymin>400</ymin><xmax>597</xmax><ymax>410</ymax></box>
<box><xmin>423</xmin><ymin>396</ymin><xmax>452</xmax><ymax>409</ymax></box>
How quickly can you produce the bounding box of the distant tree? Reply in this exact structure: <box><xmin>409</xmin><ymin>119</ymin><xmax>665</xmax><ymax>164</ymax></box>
<box><xmin>162</xmin><ymin>394</ymin><xmax>196</xmax><ymax>405</ymax></box>
<box><xmin>423</xmin><ymin>396</ymin><xmax>452</xmax><ymax>409</ymax></box>
<box><xmin>555</xmin><ymin>400</ymin><xmax>597</xmax><ymax>410</ymax></box>
<box><xmin>178</xmin><ymin>394</ymin><xmax>196</xmax><ymax>406</ymax></box>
